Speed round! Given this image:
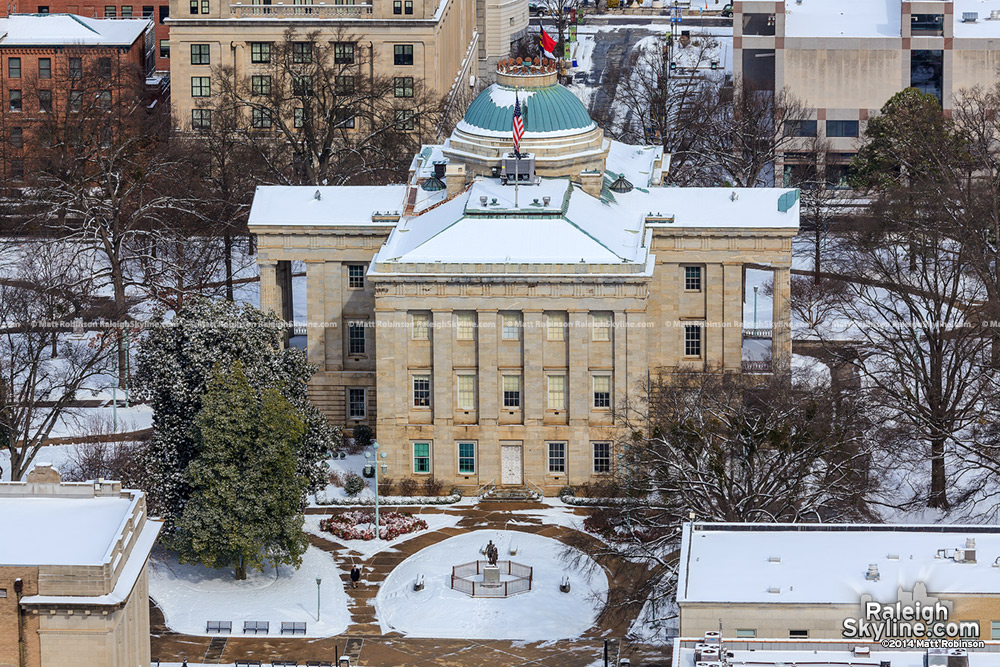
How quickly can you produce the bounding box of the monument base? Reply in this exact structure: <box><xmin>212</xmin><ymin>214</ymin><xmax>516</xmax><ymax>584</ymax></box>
<box><xmin>483</xmin><ymin>566</ymin><xmax>501</xmax><ymax>586</ymax></box>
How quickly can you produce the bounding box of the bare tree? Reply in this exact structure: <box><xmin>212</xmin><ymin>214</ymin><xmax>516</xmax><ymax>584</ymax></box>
<box><xmin>206</xmin><ymin>28</ymin><xmax>446</xmax><ymax>186</ymax></box>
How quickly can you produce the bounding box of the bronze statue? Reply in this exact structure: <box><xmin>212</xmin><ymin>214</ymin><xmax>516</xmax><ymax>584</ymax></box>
<box><xmin>485</xmin><ymin>540</ymin><xmax>499</xmax><ymax>566</ymax></box>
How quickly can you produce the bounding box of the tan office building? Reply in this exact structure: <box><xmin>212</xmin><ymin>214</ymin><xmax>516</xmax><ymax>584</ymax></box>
<box><xmin>167</xmin><ymin>0</ymin><xmax>528</xmax><ymax>129</ymax></box>
<box><xmin>735</xmin><ymin>0</ymin><xmax>1000</xmax><ymax>186</ymax></box>
<box><xmin>248</xmin><ymin>61</ymin><xmax>799</xmax><ymax>494</ymax></box>
<box><xmin>0</xmin><ymin>465</ymin><xmax>162</xmax><ymax>667</ymax></box>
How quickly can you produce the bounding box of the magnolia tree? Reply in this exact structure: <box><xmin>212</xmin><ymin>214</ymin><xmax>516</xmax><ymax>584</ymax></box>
<box><xmin>133</xmin><ymin>298</ymin><xmax>339</xmax><ymax>536</ymax></box>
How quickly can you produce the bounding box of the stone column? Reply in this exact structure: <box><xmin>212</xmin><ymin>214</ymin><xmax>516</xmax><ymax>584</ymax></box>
<box><xmin>523</xmin><ymin>310</ymin><xmax>545</xmax><ymax>425</ymax></box>
<box><xmin>613</xmin><ymin>310</ymin><xmax>627</xmax><ymax>413</ymax></box>
<box><xmin>305</xmin><ymin>261</ymin><xmax>326</xmax><ymax>369</ymax></box>
<box><xmin>258</xmin><ymin>260</ymin><xmax>279</xmax><ymax>315</ymax></box>
<box><xmin>772</xmin><ymin>265</ymin><xmax>792</xmax><ymax>373</ymax></box>
<box><xmin>567</xmin><ymin>310</ymin><xmax>590</xmax><ymax>483</ymax></box>
<box><xmin>324</xmin><ymin>262</ymin><xmax>343</xmax><ymax>372</ymax></box>
<box><xmin>276</xmin><ymin>260</ymin><xmax>293</xmax><ymax>324</ymax></box>
<box><xmin>722</xmin><ymin>263</ymin><xmax>744</xmax><ymax>372</ymax></box>
<box><xmin>432</xmin><ymin>310</ymin><xmax>454</xmax><ymax>425</ymax></box>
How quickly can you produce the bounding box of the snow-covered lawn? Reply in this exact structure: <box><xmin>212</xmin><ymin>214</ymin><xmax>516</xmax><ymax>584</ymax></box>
<box><xmin>304</xmin><ymin>511</ymin><xmax>462</xmax><ymax>559</ymax></box>
<box><xmin>375</xmin><ymin>530</ymin><xmax>609</xmax><ymax>640</ymax></box>
<box><xmin>149</xmin><ymin>545</ymin><xmax>350</xmax><ymax>638</ymax></box>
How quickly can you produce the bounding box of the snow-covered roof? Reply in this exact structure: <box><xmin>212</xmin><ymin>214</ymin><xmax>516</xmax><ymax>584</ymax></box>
<box><xmin>623</xmin><ymin>187</ymin><xmax>800</xmax><ymax>229</ymax></box>
<box><xmin>783</xmin><ymin>0</ymin><xmax>902</xmax><ymax>38</ymax></box>
<box><xmin>952</xmin><ymin>0</ymin><xmax>1000</xmax><ymax>38</ymax></box>
<box><xmin>0</xmin><ymin>14</ymin><xmax>151</xmax><ymax>47</ymax></box>
<box><xmin>678</xmin><ymin>648</ymin><xmax>1000</xmax><ymax>667</ymax></box>
<box><xmin>248</xmin><ymin>185</ymin><xmax>408</xmax><ymax>228</ymax></box>
<box><xmin>0</xmin><ymin>496</ymin><xmax>135</xmax><ymax>566</ymax></box>
<box><xmin>678</xmin><ymin>523</ymin><xmax>1000</xmax><ymax>605</ymax></box>
<box><xmin>606</xmin><ymin>141</ymin><xmax>663</xmax><ymax>190</ymax></box>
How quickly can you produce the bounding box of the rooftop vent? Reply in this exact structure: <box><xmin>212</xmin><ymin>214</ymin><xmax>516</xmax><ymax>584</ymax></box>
<box><xmin>768</xmin><ymin>555</ymin><xmax>781</xmax><ymax>563</ymax></box>
<box><xmin>866</xmin><ymin>564</ymin><xmax>880</xmax><ymax>581</ymax></box>
<box><xmin>610</xmin><ymin>173</ymin><xmax>634</xmax><ymax>193</ymax></box>
<box><xmin>990</xmin><ymin>9</ymin><xmax>1000</xmax><ymax>20</ymax></box>
<box><xmin>887</xmin><ymin>553</ymin><xmax>900</xmax><ymax>560</ymax></box>
<box><xmin>543</xmin><ymin>195</ymin><xmax>551</xmax><ymax>206</ymax></box>
<box><xmin>314</xmin><ymin>190</ymin><xmax>321</xmax><ymax>200</ymax></box>
<box><xmin>768</xmin><ymin>586</ymin><xmax>781</xmax><ymax>594</ymax></box>
<box><xmin>480</xmin><ymin>195</ymin><xmax>488</xmax><ymax>206</ymax></box>
<box><xmin>962</xmin><ymin>11</ymin><xmax>978</xmax><ymax>22</ymax></box>
<box><xmin>420</xmin><ymin>176</ymin><xmax>445</xmax><ymax>192</ymax></box>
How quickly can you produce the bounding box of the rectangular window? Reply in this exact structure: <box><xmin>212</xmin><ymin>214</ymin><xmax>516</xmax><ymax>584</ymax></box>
<box><xmin>201</xmin><ymin>0</ymin><xmax>209</xmax><ymax>12</ymax></box>
<box><xmin>742</xmin><ymin>12</ymin><xmax>775</xmax><ymax>35</ymax></box>
<box><xmin>404</xmin><ymin>0</ymin><xmax>412</xmax><ymax>12</ymax></box>
<box><xmin>37</xmin><ymin>4</ymin><xmax>48</xmax><ymax>11</ymax></box>
<box><xmin>395</xmin><ymin>109</ymin><xmax>414</xmax><ymax>130</ymax></box>
<box><xmin>8</xmin><ymin>58</ymin><xmax>20</xmax><ymax>79</ymax></box>
<box><xmin>991</xmin><ymin>621</ymin><xmax>1000</xmax><ymax>640</ymax></box>
<box><xmin>394</xmin><ymin>76</ymin><xmax>414</xmax><ymax>98</ymax></box>
<box><xmin>250</xmin><ymin>42</ymin><xmax>271</xmax><ymax>63</ymax></box>
<box><xmin>292</xmin><ymin>42</ymin><xmax>312</xmax><ymax>64</ymax></box>
<box><xmin>191</xmin><ymin>76</ymin><xmax>211</xmax><ymax>97</ymax></box>
<box><xmin>334</xmin><ymin>75</ymin><xmax>354</xmax><ymax>95</ymax></box>
<box><xmin>251</xmin><ymin>108</ymin><xmax>271</xmax><ymax>128</ymax></box>
<box><xmin>69</xmin><ymin>57</ymin><xmax>82</xmax><ymax>78</ymax></box>
<box><xmin>456</xmin><ymin>312</ymin><xmax>475</xmax><ymax>340</ymax></box>
<box><xmin>336</xmin><ymin>113</ymin><xmax>355</xmax><ymax>129</ymax></box>
<box><xmin>392</xmin><ymin>0</ymin><xmax>401</xmax><ymax>13</ymax></box>
<box><xmin>684</xmin><ymin>323</ymin><xmax>703</xmax><ymax>357</ymax></box>
<box><xmin>393</xmin><ymin>44</ymin><xmax>413</xmax><ymax>66</ymax></box>
<box><xmin>191</xmin><ymin>44</ymin><xmax>210</xmax><ymax>65</ymax></box>
<box><xmin>411</xmin><ymin>312</ymin><xmax>430</xmax><ymax>340</ymax></box>
<box><xmin>0</xmin><ymin>589</ymin><xmax>6</xmax><ymax>598</ymax></box>
<box><xmin>911</xmin><ymin>13</ymin><xmax>944</xmax><ymax>34</ymax></box>
<box><xmin>593</xmin><ymin>441</ymin><xmax>611</xmax><ymax>474</ymax></box>
<box><xmin>160</xmin><ymin>39</ymin><xmax>170</xmax><ymax>58</ymax></box>
<box><xmin>121</xmin><ymin>5</ymin><xmax>133</xmax><ymax>16</ymax></box>
<box><xmin>143</xmin><ymin>4</ymin><xmax>154</xmax><ymax>16</ymax></box>
<box><xmin>784</xmin><ymin>119</ymin><xmax>817</xmax><ymax>137</ymax></box>
<box><xmin>348</xmin><ymin>264</ymin><xmax>364</xmax><ymax>288</ymax></box>
<box><xmin>736</xmin><ymin>629</ymin><xmax>757</xmax><ymax>639</ymax></box>
<box><xmin>456</xmin><ymin>374</ymin><xmax>475</xmax><ymax>410</ymax></box>
<box><xmin>104</xmin><ymin>4</ymin><xmax>116</xmax><ymax>16</ymax></box>
<box><xmin>10</xmin><ymin>159</ymin><xmax>23</xmax><ymax>180</ymax></box>
<box><xmin>334</xmin><ymin>42</ymin><xmax>354</xmax><ymax>64</ymax></box>
<box><xmin>826</xmin><ymin>120</ymin><xmax>859</xmax><ymax>138</ymax></box>
<box><xmin>9</xmin><ymin>89</ymin><xmax>21</xmax><ymax>113</ymax></box>
<box><xmin>293</xmin><ymin>75</ymin><xmax>313</xmax><ymax>97</ymax></box>
<box><xmin>412</xmin><ymin>375</ymin><xmax>431</xmax><ymax>407</ymax></box>
<box><xmin>826</xmin><ymin>163</ymin><xmax>852</xmax><ymax>190</ymax></box>
<box><xmin>38</xmin><ymin>90</ymin><xmax>52</xmax><ymax>112</ymax></box>
<box><xmin>502</xmin><ymin>313</ymin><xmax>520</xmax><ymax>340</ymax></box>
<box><xmin>98</xmin><ymin>57</ymin><xmax>112</xmax><ymax>78</ymax></box>
<box><xmin>251</xmin><ymin>75</ymin><xmax>271</xmax><ymax>96</ymax></box>
<box><xmin>685</xmin><ymin>265</ymin><xmax>702</xmax><ymax>291</ymax></box>
<box><xmin>592</xmin><ymin>312</ymin><xmax>611</xmax><ymax>342</ymax></box>
<box><xmin>789</xmin><ymin>630</ymin><xmax>809</xmax><ymax>639</ymax></box>
<box><xmin>413</xmin><ymin>442</ymin><xmax>430</xmax><ymax>473</ymax></box>
<box><xmin>98</xmin><ymin>90</ymin><xmax>111</xmax><ymax>111</ymax></box>
<box><xmin>69</xmin><ymin>91</ymin><xmax>82</xmax><ymax>113</ymax></box>
<box><xmin>593</xmin><ymin>374</ymin><xmax>611</xmax><ymax>408</ymax></box>
<box><xmin>502</xmin><ymin>374</ymin><xmax>521</xmax><ymax>408</ymax></box>
<box><xmin>348</xmin><ymin>387</ymin><xmax>366</xmax><ymax>419</ymax></box>
<box><xmin>547</xmin><ymin>312</ymin><xmax>566</xmax><ymax>341</ymax></box>
<box><xmin>189</xmin><ymin>0</ymin><xmax>197</xmax><ymax>12</ymax></box>
<box><xmin>348</xmin><ymin>322</ymin><xmax>366</xmax><ymax>355</ymax></box>
<box><xmin>293</xmin><ymin>107</ymin><xmax>305</xmax><ymax>129</ymax></box>
<box><xmin>547</xmin><ymin>374</ymin><xmax>566</xmax><ymax>410</ymax></box>
<box><xmin>38</xmin><ymin>57</ymin><xmax>51</xmax><ymax>79</ymax></box>
<box><xmin>458</xmin><ymin>441</ymin><xmax>476</xmax><ymax>474</ymax></box>
<box><xmin>158</xmin><ymin>5</ymin><xmax>168</xmax><ymax>21</ymax></box>
<box><xmin>9</xmin><ymin>127</ymin><xmax>22</xmax><ymax>148</ymax></box>
<box><xmin>548</xmin><ymin>442</ymin><xmax>566</xmax><ymax>473</ymax></box>
<box><xmin>191</xmin><ymin>108</ymin><xmax>211</xmax><ymax>130</ymax></box>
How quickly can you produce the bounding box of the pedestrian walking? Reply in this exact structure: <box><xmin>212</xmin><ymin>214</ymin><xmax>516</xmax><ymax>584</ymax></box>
<box><xmin>350</xmin><ymin>565</ymin><xmax>361</xmax><ymax>589</ymax></box>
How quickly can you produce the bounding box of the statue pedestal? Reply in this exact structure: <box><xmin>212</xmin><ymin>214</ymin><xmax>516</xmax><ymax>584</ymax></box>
<box><xmin>483</xmin><ymin>566</ymin><xmax>501</xmax><ymax>585</ymax></box>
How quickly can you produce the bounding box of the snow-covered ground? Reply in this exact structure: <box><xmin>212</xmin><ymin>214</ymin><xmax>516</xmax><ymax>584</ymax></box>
<box><xmin>304</xmin><ymin>510</ymin><xmax>463</xmax><ymax>559</ymax></box>
<box><xmin>375</xmin><ymin>530</ymin><xmax>609</xmax><ymax>640</ymax></box>
<box><xmin>148</xmin><ymin>546</ymin><xmax>350</xmax><ymax>638</ymax></box>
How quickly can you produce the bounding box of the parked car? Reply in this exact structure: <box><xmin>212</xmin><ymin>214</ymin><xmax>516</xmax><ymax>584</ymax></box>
<box><xmin>721</xmin><ymin>3</ymin><xmax>733</xmax><ymax>17</ymax></box>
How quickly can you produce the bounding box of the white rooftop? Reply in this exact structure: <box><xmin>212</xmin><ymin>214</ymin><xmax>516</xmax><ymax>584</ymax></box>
<box><xmin>248</xmin><ymin>185</ymin><xmax>408</xmax><ymax>227</ymax></box>
<box><xmin>0</xmin><ymin>496</ymin><xmax>135</xmax><ymax>566</ymax></box>
<box><xmin>678</xmin><ymin>523</ymin><xmax>1000</xmax><ymax>605</ymax></box>
<box><xmin>953</xmin><ymin>0</ymin><xmax>1000</xmax><ymax>38</ymax></box>
<box><xmin>678</xmin><ymin>648</ymin><xmax>1000</xmax><ymax>667</ymax></box>
<box><xmin>784</xmin><ymin>0</ymin><xmax>902</xmax><ymax>38</ymax></box>
<box><xmin>0</xmin><ymin>13</ymin><xmax>151</xmax><ymax>47</ymax></box>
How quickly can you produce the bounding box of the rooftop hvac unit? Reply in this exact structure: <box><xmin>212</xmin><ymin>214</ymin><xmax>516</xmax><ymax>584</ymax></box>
<box><xmin>866</xmin><ymin>564</ymin><xmax>880</xmax><ymax>581</ymax></box>
<box><xmin>695</xmin><ymin>644</ymin><xmax>715</xmax><ymax>661</ymax></box>
<box><xmin>928</xmin><ymin>648</ymin><xmax>949</xmax><ymax>667</ymax></box>
<box><xmin>703</xmin><ymin>631</ymin><xmax>722</xmax><ymax>644</ymax></box>
<box><xmin>700</xmin><ymin>648</ymin><xmax>721</xmax><ymax>661</ymax></box>
<box><xmin>696</xmin><ymin>662</ymin><xmax>722</xmax><ymax>667</ymax></box>
<box><xmin>500</xmin><ymin>153</ymin><xmax>535</xmax><ymax>183</ymax></box>
<box><xmin>854</xmin><ymin>647</ymin><xmax>871</xmax><ymax>657</ymax></box>
<box><xmin>962</xmin><ymin>11</ymin><xmax>978</xmax><ymax>22</ymax></box>
<box><xmin>948</xmin><ymin>649</ymin><xmax>969</xmax><ymax>667</ymax></box>
<box><xmin>990</xmin><ymin>9</ymin><xmax>1000</xmax><ymax>20</ymax></box>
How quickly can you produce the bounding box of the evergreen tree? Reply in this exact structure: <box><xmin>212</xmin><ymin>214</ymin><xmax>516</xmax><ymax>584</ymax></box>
<box><xmin>134</xmin><ymin>297</ymin><xmax>339</xmax><ymax>533</ymax></box>
<box><xmin>175</xmin><ymin>362</ymin><xmax>308</xmax><ymax>579</ymax></box>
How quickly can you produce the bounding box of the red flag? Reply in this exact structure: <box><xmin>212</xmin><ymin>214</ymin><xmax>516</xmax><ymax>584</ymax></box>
<box><xmin>512</xmin><ymin>91</ymin><xmax>525</xmax><ymax>157</ymax></box>
<box><xmin>540</xmin><ymin>28</ymin><xmax>557</xmax><ymax>59</ymax></box>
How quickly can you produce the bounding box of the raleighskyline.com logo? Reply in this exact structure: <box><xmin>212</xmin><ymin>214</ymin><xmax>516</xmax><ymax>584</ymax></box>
<box><xmin>842</xmin><ymin>600</ymin><xmax>980</xmax><ymax>641</ymax></box>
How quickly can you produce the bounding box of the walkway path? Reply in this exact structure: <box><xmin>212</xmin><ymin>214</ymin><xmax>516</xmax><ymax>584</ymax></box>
<box><xmin>151</xmin><ymin>501</ymin><xmax>663</xmax><ymax>666</ymax></box>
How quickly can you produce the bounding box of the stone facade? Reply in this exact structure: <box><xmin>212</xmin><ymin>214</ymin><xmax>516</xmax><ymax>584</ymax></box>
<box><xmin>0</xmin><ymin>466</ymin><xmax>162</xmax><ymax>667</ymax></box>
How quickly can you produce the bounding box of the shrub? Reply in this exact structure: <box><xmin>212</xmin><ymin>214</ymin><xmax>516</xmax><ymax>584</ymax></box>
<box><xmin>579</xmin><ymin>478</ymin><xmax>621</xmax><ymax>498</ymax></box>
<box><xmin>559</xmin><ymin>485</ymin><xmax>576</xmax><ymax>497</ymax></box>
<box><xmin>399</xmin><ymin>478</ymin><xmax>421</xmax><ymax>496</ymax></box>
<box><xmin>422</xmin><ymin>476</ymin><xmax>444</xmax><ymax>496</ymax></box>
<box><xmin>328</xmin><ymin>470</ymin><xmax>345</xmax><ymax>487</ymax></box>
<box><xmin>344</xmin><ymin>472</ymin><xmax>366</xmax><ymax>496</ymax></box>
<box><xmin>347</xmin><ymin>424</ymin><xmax>374</xmax><ymax>455</ymax></box>
<box><xmin>319</xmin><ymin>509</ymin><xmax>427</xmax><ymax>541</ymax></box>
<box><xmin>449</xmin><ymin>486</ymin><xmax>464</xmax><ymax>498</ymax></box>
<box><xmin>378</xmin><ymin>476</ymin><xmax>395</xmax><ymax>496</ymax></box>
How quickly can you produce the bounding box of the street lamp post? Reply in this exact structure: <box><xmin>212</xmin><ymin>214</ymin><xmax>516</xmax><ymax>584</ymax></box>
<box><xmin>365</xmin><ymin>441</ymin><xmax>389</xmax><ymax>539</ymax></box>
<box><xmin>316</xmin><ymin>577</ymin><xmax>322</xmax><ymax>622</ymax></box>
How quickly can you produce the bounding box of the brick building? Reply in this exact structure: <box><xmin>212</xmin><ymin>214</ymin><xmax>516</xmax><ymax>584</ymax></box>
<box><xmin>0</xmin><ymin>465</ymin><xmax>162</xmax><ymax>667</ymax></box>
<box><xmin>0</xmin><ymin>13</ymin><xmax>154</xmax><ymax>183</ymax></box>
<box><xmin>0</xmin><ymin>0</ymin><xmax>171</xmax><ymax>71</ymax></box>
<box><xmin>248</xmin><ymin>60</ymin><xmax>800</xmax><ymax>496</ymax></box>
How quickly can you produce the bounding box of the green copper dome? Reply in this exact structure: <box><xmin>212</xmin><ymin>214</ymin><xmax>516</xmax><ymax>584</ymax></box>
<box><xmin>459</xmin><ymin>83</ymin><xmax>595</xmax><ymax>135</ymax></box>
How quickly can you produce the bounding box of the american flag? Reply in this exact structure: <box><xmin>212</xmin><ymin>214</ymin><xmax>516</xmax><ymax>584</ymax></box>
<box><xmin>512</xmin><ymin>92</ymin><xmax>524</xmax><ymax>158</ymax></box>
